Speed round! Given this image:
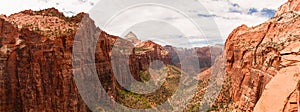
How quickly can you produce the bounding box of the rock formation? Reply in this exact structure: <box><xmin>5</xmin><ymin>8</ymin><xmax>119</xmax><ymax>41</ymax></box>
<box><xmin>0</xmin><ymin>9</ymin><xmax>91</xmax><ymax>111</ymax></box>
<box><xmin>164</xmin><ymin>45</ymin><xmax>223</xmax><ymax>74</ymax></box>
<box><xmin>205</xmin><ymin>0</ymin><xmax>300</xmax><ymax>111</ymax></box>
<box><xmin>0</xmin><ymin>8</ymin><xmax>178</xmax><ymax>111</ymax></box>
<box><xmin>133</xmin><ymin>40</ymin><xmax>171</xmax><ymax>72</ymax></box>
<box><xmin>275</xmin><ymin>0</ymin><xmax>300</xmax><ymax>16</ymax></box>
<box><xmin>124</xmin><ymin>31</ymin><xmax>141</xmax><ymax>45</ymax></box>
<box><xmin>4</xmin><ymin>0</ymin><xmax>295</xmax><ymax>110</ymax></box>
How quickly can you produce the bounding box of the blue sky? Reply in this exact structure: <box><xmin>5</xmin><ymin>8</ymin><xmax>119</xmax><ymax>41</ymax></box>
<box><xmin>0</xmin><ymin>0</ymin><xmax>287</xmax><ymax>47</ymax></box>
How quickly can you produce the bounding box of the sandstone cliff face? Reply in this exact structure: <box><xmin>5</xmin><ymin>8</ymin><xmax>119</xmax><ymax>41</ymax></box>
<box><xmin>164</xmin><ymin>45</ymin><xmax>223</xmax><ymax>74</ymax></box>
<box><xmin>0</xmin><ymin>8</ymin><xmax>175</xmax><ymax>111</ymax></box>
<box><xmin>133</xmin><ymin>40</ymin><xmax>171</xmax><ymax>72</ymax></box>
<box><xmin>275</xmin><ymin>0</ymin><xmax>300</xmax><ymax>17</ymax></box>
<box><xmin>211</xmin><ymin>0</ymin><xmax>300</xmax><ymax>111</ymax></box>
<box><xmin>0</xmin><ymin>11</ymin><xmax>91</xmax><ymax>111</ymax></box>
<box><xmin>124</xmin><ymin>32</ymin><xmax>141</xmax><ymax>45</ymax></box>
<box><xmin>111</xmin><ymin>36</ymin><xmax>172</xmax><ymax>82</ymax></box>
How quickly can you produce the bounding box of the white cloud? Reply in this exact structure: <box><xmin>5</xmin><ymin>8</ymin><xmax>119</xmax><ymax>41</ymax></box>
<box><xmin>198</xmin><ymin>0</ymin><xmax>287</xmax><ymax>39</ymax></box>
<box><xmin>230</xmin><ymin>0</ymin><xmax>286</xmax><ymax>10</ymax></box>
<box><xmin>0</xmin><ymin>0</ymin><xmax>289</xmax><ymax>47</ymax></box>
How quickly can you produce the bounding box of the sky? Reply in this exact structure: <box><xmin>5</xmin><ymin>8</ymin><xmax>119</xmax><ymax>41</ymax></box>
<box><xmin>0</xmin><ymin>0</ymin><xmax>287</xmax><ymax>47</ymax></box>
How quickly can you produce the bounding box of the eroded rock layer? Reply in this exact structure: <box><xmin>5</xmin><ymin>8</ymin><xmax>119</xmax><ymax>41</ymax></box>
<box><xmin>210</xmin><ymin>0</ymin><xmax>300</xmax><ymax>111</ymax></box>
<box><xmin>0</xmin><ymin>8</ymin><xmax>175</xmax><ymax>111</ymax></box>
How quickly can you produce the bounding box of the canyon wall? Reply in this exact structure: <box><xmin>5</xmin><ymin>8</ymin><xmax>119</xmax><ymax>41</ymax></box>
<box><xmin>210</xmin><ymin>0</ymin><xmax>300</xmax><ymax>111</ymax></box>
<box><xmin>0</xmin><ymin>8</ymin><xmax>176</xmax><ymax>111</ymax></box>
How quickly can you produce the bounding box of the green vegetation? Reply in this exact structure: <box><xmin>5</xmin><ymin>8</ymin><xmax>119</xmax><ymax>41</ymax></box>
<box><xmin>115</xmin><ymin>65</ymin><xmax>181</xmax><ymax>110</ymax></box>
<box><xmin>140</xmin><ymin>71</ymin><xmax>150</xmax><ymax>82</ymax></box>
<box><xmin>117</xmin><ymin>88</ymin><xmax>152</xmax><ymax>109</ymax></box>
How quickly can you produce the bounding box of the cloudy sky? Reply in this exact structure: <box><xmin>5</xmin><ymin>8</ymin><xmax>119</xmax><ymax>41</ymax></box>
<box><xmin>0</xmin><ymin>0</ymin><xmax>287</xmax><ymax>47</ymax></box>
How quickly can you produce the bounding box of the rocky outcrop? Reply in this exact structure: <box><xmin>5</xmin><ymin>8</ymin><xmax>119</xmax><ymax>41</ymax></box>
<box><xmin>164</xmin><ymin>45</ymin><xmax>223</xmax><ymax>74</ymax></box>
<box><xmin>133</xmin><ymin>40</ymin><xmax>171</xmax><ymax>73</ymax></box>
<box><xmin>0</xmin><ymin>8</ymin><xmax>175</xmax><ymax>111</ymax></box>
<box><xmin>0</xmin><ymin>12</ymin><xmax>92</xmax><ymax>111</ymax></box>
<box><xmin>110</xmin><ymin>33</ymin><xmax>173</xmax><ymax>82</ymax></box>
<box><xmin>210</xmin><ymin>0</ymin><xmax>300</xmax><ymax>111</ymax></box>
<box><xmin>275</xmin><ymin>0</ymin><xmax>300</xmax><ymax>17</ymax></box>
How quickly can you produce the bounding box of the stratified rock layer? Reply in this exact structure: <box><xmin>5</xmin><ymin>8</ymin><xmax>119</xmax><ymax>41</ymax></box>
<box><xmin>0</xmin><ymin>12</ymin><xmax>91</xmax><ymax>111</ymax></box>
<box><xmin>211</xmin><ymin>0</ymin><xmax>300</xmax><ymax>111</ymax></box>
<box><xmin>275</xmin><ymin>0</ymin><xmax>300</xmax><ymax>17</ymax></box>
<box><xmin>164</xmin><ymin>45</ymin><xmax>223</xmax><ymax>74</ymax></box>
<box><xmin>0</xmin><ymin>8</ymin><xmax>174</xmax><ymax>111</ymax></box>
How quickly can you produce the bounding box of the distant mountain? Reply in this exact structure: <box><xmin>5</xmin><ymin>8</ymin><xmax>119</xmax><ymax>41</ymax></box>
<box><xmin>164</xmin><ymin>45</ymin><xmax>223</xmax><ymax>74</ymax></box>
<box><xmin>124</xmin><ymin>31</ymin><xmax>141</xmax><ymax>45</ymax></box>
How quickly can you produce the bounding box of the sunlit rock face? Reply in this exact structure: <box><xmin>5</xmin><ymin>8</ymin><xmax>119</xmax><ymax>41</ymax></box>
<box><xmin>206</xmin><ymin>0</ymin><xmax>300</xmax><ymax>111</ymax></box>
<box><xmin>0</xmin><ymin>8</ymin><xmax>176</xmax><ymax>111</ymax></box>
<box><xmin>275</xmin><ymin>0</ymin><xmax>300</xmax><ymax>17</ymax></box>
<box><xmin>0</xmin><ymin>8</ymin><xmax>92</xmax><ymax>111</ymax></box>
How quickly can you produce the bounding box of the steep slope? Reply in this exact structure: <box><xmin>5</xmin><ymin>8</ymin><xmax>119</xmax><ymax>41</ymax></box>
<box><xmin>208</xmin><ymin>0</ymin><xmax>300</xmax><ymax>111</ymax></box>
<box><xmin>0</xmin><ymin>8</ymin><xmax>183</xmax><ymax>111</ymax></box>
<box><xmin>0</xmin><ymin>8</ymin><xmax>172</xmax><ymax>111</ymax></box>
<box><xmin>0</xmin><ymin>10</ymin><xmax>91</xmax><ymax>111</ymax></box>
<box><xmin>275</xmin><ymin>0</ymin><xmax>300</xmax><ymax>16</ymax></box>
<box><xmin>164</xmin><ymin>45</ymin><xmax>223</xmax><ymax>74</ymax></box>
<box><xmin>124</xmin><ymin>31</ymin><xmax>141</xmax><ymax>45</ymax></box>
<box><xmin>134</xmin><ymin>40</ymin><xmax>171</xmax><ymax>70</ymax></box>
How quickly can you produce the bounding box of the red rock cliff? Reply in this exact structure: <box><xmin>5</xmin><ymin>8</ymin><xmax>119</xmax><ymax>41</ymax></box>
<box><xmin>210</xmin><ymin>0</ymin><xmax>300</xmax><ymax>111</ymax></box>
<box><xmin>275</xmin><ymin>0</ymin><xmax>300</xmax><ymax>17</ymax></box>
<box><xmin>0</xmin><ymin>11</ymin><xmax>92</xmax><ymax>111</ymax></box>
<box><xmin>0</xmin><ymin>8</ymin><xmax>174</xmax><ymax>111</ymax></box>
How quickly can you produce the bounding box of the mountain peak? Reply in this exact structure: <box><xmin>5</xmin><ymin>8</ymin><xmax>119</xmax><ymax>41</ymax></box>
<box><xmin>124</xmin><ymin>31</ymin><xmax>141</xmax><ymax>45</ymax></box>
<box><xmin>275</xmin><ymin>0</ymin><xmax>300</xmax><ymax>17</ymax></box>
<box><xmin>125</xmin><ymin>31</ymin><xmax>136</xmax><ymax>37</ymax></box>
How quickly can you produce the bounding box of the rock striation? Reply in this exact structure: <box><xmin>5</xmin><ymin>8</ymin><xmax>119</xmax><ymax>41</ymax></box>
<box><xmin>124</xmin><ymin>31</ymin><xmax>141</xmax><ymax>45</ymax></box>
<box><xmin>0</xmin><ymin>9</ymin><xmax>91</xmax><ymax>111</ymax></box>
<box><xmin>0</xmin><ymin>8</ymin><xmax>176</xmax><ymax>111</ymax></box>
<box><xmin>275</xmin><ymin>0</ymin><xmax>300</xmax><ymax>17</ymax></box>
<box><xmin>164</xmin><ymin>45</ymin><xmax>223</xmax><ymax>74</ymax></box>
<box><xmin>207</xmin><ymin>0</ymin><xmax>300</xmax><ymax>111</ymax></box>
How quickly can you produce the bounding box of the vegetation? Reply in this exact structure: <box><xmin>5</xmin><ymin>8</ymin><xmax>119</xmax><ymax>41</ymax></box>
<box><xmin>140</xmin><ymin>71</ymin><xmax>151</xmax><ymax>82</ymax></box>
<box><xmin>115</xmin><ymin>65</ymin><xmax>181</xmax><ymax>110</ymax></box>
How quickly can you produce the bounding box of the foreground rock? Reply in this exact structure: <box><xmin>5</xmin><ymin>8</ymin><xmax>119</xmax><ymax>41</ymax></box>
<box><xmin>0</xmin><ymin>9</ymin><xmax>91</xmax><ymax>111</ymax></box>
<box><xmin>208</xmin><ymin>0</ymin><xmax>300</xmax><ymax>111</ymax></box>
